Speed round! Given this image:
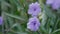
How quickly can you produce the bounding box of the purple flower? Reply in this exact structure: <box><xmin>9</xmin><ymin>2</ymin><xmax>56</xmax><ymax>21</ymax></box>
<box><xmin>46</xmin><ymin>0</ymin><xmax>60</xmax><ymax>9</ymax></box>
<box><xmin>46</xmin><ymin>0</ymin><xmax>54</xmax><ymax>5</ymax></box>
<box><xmin>27</xmin><ymin>17</ymin><xmax>40</xmax><ymax>31</ymax></box>
<box><xmin>28</xmin><ymin>2</ymin><xmax>41</xmax><ymax>16</ymax></box>
<box><xmin>0</xmin><ymin>16</ymin><xmax>3</xmax><ymax>25</ymax></box>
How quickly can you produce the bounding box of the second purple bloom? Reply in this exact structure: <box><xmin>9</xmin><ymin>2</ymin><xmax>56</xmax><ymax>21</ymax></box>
<box><xmin>27</xmin><ymin>17</ymin><xmax>40</xmax><ymax>31</ymax></box>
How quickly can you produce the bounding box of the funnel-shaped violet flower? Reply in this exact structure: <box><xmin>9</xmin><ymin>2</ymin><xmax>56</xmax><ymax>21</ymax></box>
<box><xmin>46</xmin><ymin>0</ymin><xmax>60</xmax><ymax>9</ymax></box>
<box><xmin>27</xmin><ymin>17</ymin><xmax>40</xmax><ymax>31</ymax></box>
<box><xmin>28</xmin><ymin>2</ymin><xmax>41</xmax><ymax>16</ymax></box>
<box><xmin>0</xmin><ymin>16</ymin><xmax>3</xmax><ymax>25</ymax></box>
<box><xmin>46</xmin><ymin>0</ymin><xmax>54</xmax><ymax>5</ymax></box>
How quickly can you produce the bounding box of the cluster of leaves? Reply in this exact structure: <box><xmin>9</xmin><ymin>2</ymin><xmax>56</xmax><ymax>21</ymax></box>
<box><xmin>39</xmin><ymin>0</ymin><xmax>60</xmax><ymax>34</ymax></box>
<box><xmin>0</xmin><ymin>0</ymin><xmax>60</xmax><ymax>34</ymax></box>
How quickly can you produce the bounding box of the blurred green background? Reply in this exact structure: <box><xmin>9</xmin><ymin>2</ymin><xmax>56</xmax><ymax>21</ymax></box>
<box><xmin>0</xmin><ymin>0</ymin><xmax>60</xmax><ymax>34</ymax></box>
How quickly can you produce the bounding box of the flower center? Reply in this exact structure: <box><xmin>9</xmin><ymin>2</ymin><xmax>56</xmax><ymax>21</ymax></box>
<box><xmin>33</xmin><ymin>21</ymin><xmax>36</xmax><ymax>25</ymax></box>
<box><xmin>33</xmin><ymin>22</ymin><xmax>36</xmax><ymax>25</ymax></box>
<box><xmin>34</xmin><ymin>8</ymin><xmax>36</xmax><ymax>11</ymax></box>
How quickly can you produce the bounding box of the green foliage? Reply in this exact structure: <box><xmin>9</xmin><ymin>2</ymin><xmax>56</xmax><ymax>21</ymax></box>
<box><xmin>0</xmin><ymin>0</ymin><xmax>60</xmax><ymax>34</ymax></box>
